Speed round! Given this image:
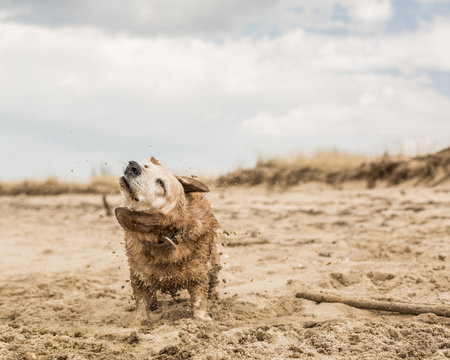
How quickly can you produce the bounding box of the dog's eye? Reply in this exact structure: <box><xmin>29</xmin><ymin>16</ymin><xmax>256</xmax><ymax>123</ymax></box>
<box><xmin>156</xmin><ymin>178</ymin><xmax>165</xmax><ymax>190</ymax></box>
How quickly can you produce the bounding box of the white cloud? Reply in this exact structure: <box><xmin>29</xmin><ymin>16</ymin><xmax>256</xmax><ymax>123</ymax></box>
<box><xmin>346</xmin><ymin>0</ymin><xmax>393</xmax><ymax>25</ymax></box>
<box><xmin>241</xmin><ymin>74</ymin><xmax>449</xmax><ymax>142</ymax></box>
<box><xmin>382</xmin><ymin>18</ymin><xmax>450</xmax><ymax>72</ymax></box>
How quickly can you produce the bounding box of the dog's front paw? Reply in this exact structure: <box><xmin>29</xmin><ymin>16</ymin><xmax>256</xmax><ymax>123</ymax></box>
<box><xmin>193</xmin><ymin>311</ymin><xmax>212</xmax><ymax>321</ymax></box>
<box><xmin>133</xmin><ymin>304</ymin><xmax>150</xmax><ymax>326</ymax></box>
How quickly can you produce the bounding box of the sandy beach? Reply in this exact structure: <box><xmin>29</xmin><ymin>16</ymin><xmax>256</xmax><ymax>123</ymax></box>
<box><xmin>1</xmin><ymin>183</ymin><xmax>449</xmax><ymax>359</ymax></box>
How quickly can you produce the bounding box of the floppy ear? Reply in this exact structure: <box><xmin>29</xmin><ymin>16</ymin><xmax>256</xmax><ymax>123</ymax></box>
<box><xmin>150</xmin><ymin>157</ymin><xmax>161</xmax><ymax>165</ymax></box>
<box><xmin>115</xmin><ymin>207</ymin><xmax>166</xmax><ymax>233</ymax></box>
<box><xmin>175</xmin><ymin>176</ymin><xmax>210</xmax><ymax>193</ymax></box>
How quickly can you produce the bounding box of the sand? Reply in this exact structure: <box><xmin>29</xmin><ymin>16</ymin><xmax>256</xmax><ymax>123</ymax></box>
<box><xmin>0</xmin><ymin>184</ymin><xmax>449</xmax><ymax>359</ymax></box>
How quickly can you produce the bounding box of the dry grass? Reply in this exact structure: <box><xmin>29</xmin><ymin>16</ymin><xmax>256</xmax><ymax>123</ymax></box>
<box><xmin>257</xmin><ymin>149</ymin><xmax>369</xmax><ymax>170</ymax></box>
<box><xmin>0</xmin><ymin>175</ymin><xmax>119</xmax><ymax>196</ymax></box>
<box><xmin>217</xmin><ymin>147</ymin><xmax>450</xmax><ymax>188</ymax></box>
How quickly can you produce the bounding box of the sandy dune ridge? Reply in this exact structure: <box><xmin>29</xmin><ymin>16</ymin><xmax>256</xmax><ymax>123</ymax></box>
<box><xmin>0</xmin><ymin>184</ymin><xmax>449</xmax><ymax>359</ymax></box>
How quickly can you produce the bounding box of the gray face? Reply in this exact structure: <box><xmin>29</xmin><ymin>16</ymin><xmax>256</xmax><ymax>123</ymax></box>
<box><xmin>120</xmin><ymin>160</ymin><xmax>183</xmax><ymax>212</ymax></box>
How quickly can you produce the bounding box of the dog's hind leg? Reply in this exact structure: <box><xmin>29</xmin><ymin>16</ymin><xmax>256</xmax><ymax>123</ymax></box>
<box><xmin>207</xmin><ymin>241</ymin><xmax>221</xmax><ymax>300</ymax></box>
<box><xmin>207</xmin><ymin>273</ymin><xmax>219</xmax><ymax>300</ymax></box>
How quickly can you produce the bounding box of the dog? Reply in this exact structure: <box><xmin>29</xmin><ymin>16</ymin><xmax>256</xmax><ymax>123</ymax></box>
<box><xmin>115</xmin><ymin>157</ymin><xmax>220</xmax><ymax>323</ymax></box>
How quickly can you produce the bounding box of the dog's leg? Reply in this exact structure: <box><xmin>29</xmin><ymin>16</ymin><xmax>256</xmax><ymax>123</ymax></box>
<box><xmin>188</xmin><ymin>281</ymin><xmax>211</xmax><ymax>321</ymax></box>
<box><xmin>130</xmin><ymin>273</ymin><xmax>158</xmax><ymax>325</ymax></box>
<box><xmin>207</xmin><ymin>241</ymin><xmax>221</xmax><ymax>300</ymax></box>
<box><xmin>207</xmin><ymin>272</ymin><xmax>219</xmax><ymax>300</ymax></box>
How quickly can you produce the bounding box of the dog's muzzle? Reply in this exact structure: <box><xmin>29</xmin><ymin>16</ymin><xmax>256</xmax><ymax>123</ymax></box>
<box><xmin>124</xmin><ymin>161</ymin><xmax>142</xmax><ymax>178</ymax></box>
<box><xmin>121</xmin><ymin>161</ymin><xmax>142</xmax><ymax>201</ymax></box>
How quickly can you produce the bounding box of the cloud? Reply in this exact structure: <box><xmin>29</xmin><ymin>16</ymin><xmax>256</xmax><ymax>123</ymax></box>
<box><xmin>346</xmin><ymin>0</ymin><xmax>393</xmax><ymax>24</ymax></box>
<box><xmin>0</xmin><ymin>0</ymin><xmax>398</xmax><ymax>38</ymax></box>
<box><xmin>241</xmin><ymin>74</ymin><xmax>449</xmax><ymax>142</ymax></box>
<box><xmin>0</xmin><ymin>10</ymin><xmax>449</xmax><ymax>179</ymax></box>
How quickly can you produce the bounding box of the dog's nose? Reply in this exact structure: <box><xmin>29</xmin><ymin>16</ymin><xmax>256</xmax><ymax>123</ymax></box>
<box><xmin>124</xmin><ymin>161</ymin><xmax>142</xmax><ymax>177</ymax></box>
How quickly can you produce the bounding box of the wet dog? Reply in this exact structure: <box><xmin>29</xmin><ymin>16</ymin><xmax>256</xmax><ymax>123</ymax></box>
<box><xmin>115</xmin><ymin>157</ymin><xmax>220</xmax><ymax>323</ymax></box>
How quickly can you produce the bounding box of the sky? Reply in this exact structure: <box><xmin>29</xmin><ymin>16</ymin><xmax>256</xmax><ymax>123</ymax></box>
<box><xmin>1</xmin><ymin>0</ymin><xmax>450</xmax><ymax>180</ymax></box>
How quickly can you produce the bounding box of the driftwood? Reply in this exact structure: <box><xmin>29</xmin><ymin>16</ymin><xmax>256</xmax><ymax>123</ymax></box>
<box><xmin>102</xmin><ymin>194</ymin><xmax>112</xmax><ymax>216</ymax></box>
<box><xmin>295</xmin><ymin>291</ymin><xmax>450</xmax><ymax>317</ymax></box>
<box><xmin>222</xmin><ymin>240</ymin><xmax>269</xmax><ymax>247</ymax></box>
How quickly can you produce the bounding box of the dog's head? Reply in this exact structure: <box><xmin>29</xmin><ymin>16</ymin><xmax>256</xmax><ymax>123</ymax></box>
<box><xmin>119</xmin><ymin>157</ymin><xmax>209</xmax><ymax>213</ymax></box>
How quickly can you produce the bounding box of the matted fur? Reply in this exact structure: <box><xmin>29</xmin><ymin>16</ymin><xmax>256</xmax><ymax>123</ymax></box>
<box><xmin>115</xmin><ymin>159</ymin><xmax>220</xmax><ymax>323</ymax></box>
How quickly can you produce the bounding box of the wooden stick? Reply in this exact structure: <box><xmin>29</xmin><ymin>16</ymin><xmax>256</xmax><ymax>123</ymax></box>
<box><xmin>222</xmin><ymin>240</ymin><xmax>269</xmax><ymax>247</ymax></box>
<box><xmin>295</xmin><ymin>291</ymin><xmax>450</xmax><ymax>317</ymax></box>
<box><xmin>102</xmin><ymin>194</ymin><xmax>112</xmax><ymax>216</ymax></box>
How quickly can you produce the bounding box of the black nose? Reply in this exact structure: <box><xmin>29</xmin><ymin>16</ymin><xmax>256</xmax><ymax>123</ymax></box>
<box><xmin>124</xmin><ymin>161</ymin><xmax>142</xmax><ymax>177</ymax></box>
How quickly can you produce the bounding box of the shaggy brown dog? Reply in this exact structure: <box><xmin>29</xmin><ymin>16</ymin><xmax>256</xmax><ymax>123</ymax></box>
<box><xmin>115</xmin><ymin>157</ymin><xmax>220</xmax><ymax>323</ymax></box>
